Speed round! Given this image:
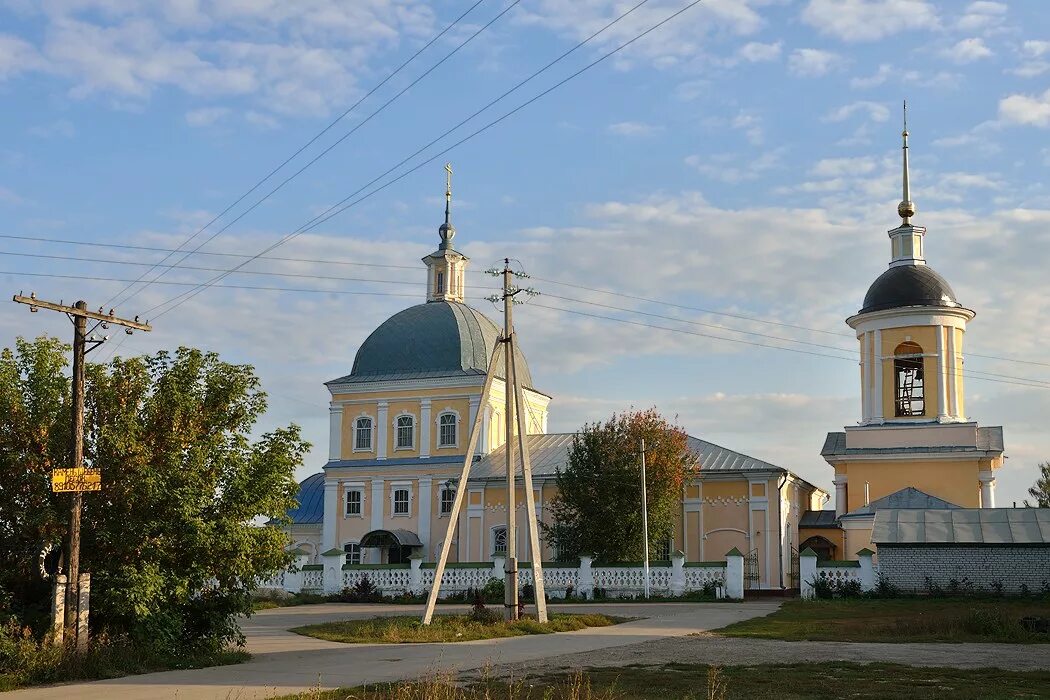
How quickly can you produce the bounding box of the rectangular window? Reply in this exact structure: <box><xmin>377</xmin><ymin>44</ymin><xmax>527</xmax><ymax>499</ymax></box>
<box><xmin>396</xmin><ymin>415</ymin><xmax>413</xmax><ymax>449</ymax></box>
<box><xmin>436</xmin><ymin>271</ymin><xmax>445</xmax><ymax>294</ymax></box>
<box><xmin>355</xmin><ymin>418</ymin><xmax>373</xmax><ymax>450</ymax></box>
<box><xmin>440</xmin><ymin>488</ymin><xmax>455</xmax><ymax>515</ymax></box>
<box><xmin>344</xmin><ymin>542</ymin><xmax>361</xmax><ymax>565</ymax></box>
<box><xmin>345</xmin><ymin>490</ymin><xmax>362</xmax><ymax>517</ymax></box>
<box><xmin>393</xmin><ymin>488</ymin><xmax>410</xmax><ymax>515</ymax></box>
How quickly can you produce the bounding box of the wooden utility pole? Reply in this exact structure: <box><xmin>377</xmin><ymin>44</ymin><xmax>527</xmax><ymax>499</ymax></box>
<box><xmin>640</xmin><ymin>438</ymin><xmax>650</xmax><ymax>599</ymax></box>
<box><xmin>12</xmin><ymin>294</ymin><xmax>152</xmax><ymax>648</ymax></box>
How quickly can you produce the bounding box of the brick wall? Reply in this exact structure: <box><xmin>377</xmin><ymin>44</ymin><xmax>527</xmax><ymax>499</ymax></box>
<box><xmin>878</xmin><ymin>545</ymin><xmax>1050</xmax><ymax>594</ymax></box>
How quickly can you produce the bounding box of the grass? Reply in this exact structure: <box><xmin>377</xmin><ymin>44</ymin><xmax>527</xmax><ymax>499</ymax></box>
<box><xmin>273</xmin><ymin>662</ymin><xmax>1050</xmax><ymax>699</ymax></box>
<box><xmin>290</xmin><ymin>613</ymin><xmax>624</xmax><ymax>644</ymax></box>
<box><xmin>718</xmin><ymin>597</ymin><xmax>1050</xmax><ymax>643</ymax></box>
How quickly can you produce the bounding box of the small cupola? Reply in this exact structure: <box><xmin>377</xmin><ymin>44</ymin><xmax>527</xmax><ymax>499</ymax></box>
<box><xmin>423</xmin><ymin>163</ymin><xmax>468</xmax><ymax>303</ymax></box>
<box><xmin>888</xmin><ymin>102</ymin><xmax>926</xmax><ymax>268</ymax></box>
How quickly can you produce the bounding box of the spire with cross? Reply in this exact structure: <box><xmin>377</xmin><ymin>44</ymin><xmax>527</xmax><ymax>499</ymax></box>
<box><xmin>425</xmin><ymin>163</ymin><xmax>468</xmax><ymax>302</ymax></box>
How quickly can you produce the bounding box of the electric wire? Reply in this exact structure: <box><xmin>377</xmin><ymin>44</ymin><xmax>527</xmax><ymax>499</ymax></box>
<box><xmin>104</xmin><ymin>0</ymin><xmax>510</xmax><ymax>311</ymax></box>
<box><xmin>142</xmin><ymin>0</ymin><xmax>709</xmax><ymax>321</ymax></box>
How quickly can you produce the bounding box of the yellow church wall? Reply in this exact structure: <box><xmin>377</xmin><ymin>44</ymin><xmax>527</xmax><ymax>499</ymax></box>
<box><xmin>702</xmin><ymin>481</ymin><xmax>748</xmax><ymax>500</ymax></box>
<box><xmin>840</xmin><ymin>459</ymin><xmax>981</xmax><ymax>511</ymax></box>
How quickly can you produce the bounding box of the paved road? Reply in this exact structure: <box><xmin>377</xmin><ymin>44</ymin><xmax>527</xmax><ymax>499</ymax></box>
<box><xmin>6</xmin><ymin>602</ymin><xmax>778</xmax><ymax>700</ymax></box>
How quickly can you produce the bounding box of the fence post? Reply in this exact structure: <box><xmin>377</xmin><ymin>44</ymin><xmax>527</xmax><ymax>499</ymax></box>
<box><xmin>725</xmin><ymin>548</ymin><xmax>745</xmax><ymax>600</ymax></box>
<box><xmin>857</xmin><ymin>548</ymin><xmax>876</xmax><ymax>592</ymax></box>
<box><xmin>799</xmin><ymin>547</ymin><xmax>818</xmax><ymax>599</ymax></box>
<box><xmin>409</xmin><ymin>554</ymin><xmax>424</xmax><ymax>595</ymax></box>
<box><xmin>76</xmin><ymin>573</ymin><xmax>90</xmax><ymax>652</ymax></box>
<box><xmin>50</xmin><ymin>575</ymin><xmax>66</xmax><ymax>645</ymax></box>
<box><xmin>322</xmin><ymin>548</ymin><xmax>346</xmax><ymax>595</ymax></box>
<box><xmin>670</xmin><ymin>550</ymin><xmax>686</xmax><ymax>595</ymax></box>
<box><xmin>491</xmin><ymin>553</ymin><xmax>507</xmax><ymax>585</ymax></box>
<box><xmin>284</xmin><ymin>551</ymin><xmax>308</xmax><ymax>594</ymax></box>
<box><xmin>578</xmin><ymin>555</ymin><xmax>594</xmax><ymax>598</ymax></box>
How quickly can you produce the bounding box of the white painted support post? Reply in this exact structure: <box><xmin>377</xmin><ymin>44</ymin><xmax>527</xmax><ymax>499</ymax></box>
<box><xmin>578</xmin><ymin>555</ymin><xmax>594</xmax><ymax>599</ymax></box>
<box><xmin>322</xmin><ymin>479</ymin><xmax>338</xmax><ymax>551</ymax></box>
<box><xmin>491</xmin><ymin>554</ymin><xmax>507</xmax><ymax>584</ymax></box>
<box><xmin>322</xmin><ymin>548</ymin><xmax>346</xmax><ymax>594</ymax></box>
<box><xmin>670</xmin><ymin>550</ymin><xmax>686</xmax><ymax>596</ymax></box>
<box><xmin>51</xmin><ymin>575</ymin><xmax>66</xmax><ymax>645</ymax></box>
<box><xmin>285</xmin><ymin>552</ymin><xmax>309</xmax><ymax>593</ymax></box>
<box><xmin>857</xmin><ymin>548</ymin><xmax>876</xmax><ymax>592</ymax></box>
<box><xmin>76</xmin><ymin>573</ymin><xmax>90</xmax><ymax>652</ymax></box>
<box><xmin>409</xmin><ymin>555</ymin><xmax>424</xmax><ymax>595</ymax></box>
<box><xmin>725</xmin><ymin>548</ymin><xmax>745</xmax><ymax>600</ymax></box>
<box><xmin>799</xmin><ymin>548</ymin><xmax>818</xmax><ymax>600</ymax></box>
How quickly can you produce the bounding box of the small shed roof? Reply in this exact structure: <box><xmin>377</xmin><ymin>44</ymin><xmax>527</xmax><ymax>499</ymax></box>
<box><xmin>872</xmin><ymin>508</ymin><xmax>1050</xmax><ymax>545</ymax></box>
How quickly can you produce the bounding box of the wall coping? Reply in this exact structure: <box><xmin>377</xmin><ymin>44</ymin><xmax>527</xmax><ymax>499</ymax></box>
<box><xmin>818</xmin><ymin>560</ymin><xmax>861</xmax><ymax>568</ymax></box>
<box><xmin>343</xmin><ymin>563</ymin><xmax>410</xmax><ymax>570</ymax></box>
<box><xmin>686</xmin><ymin>561</ymin><xmax>729</xmax><ymax>568</ymax></box>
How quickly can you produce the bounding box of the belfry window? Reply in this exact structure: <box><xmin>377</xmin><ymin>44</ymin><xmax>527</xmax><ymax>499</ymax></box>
<box><xmin>354</xmin><ymin>417</ymin><xmax>373</xmax><ymax>450</ymax></box>
<box><xmin>894</xmin><ymin>342</ymin><xmax>925</xmax><ymax>417</ymax></box>
<box><xmin>396</xmin><ymin>415</ymin><xmax>414</xmax><ymax>449</ymax></box>
<box><xmin>436</xmin><ymin>271</ymin><xmax>445</xmax><ymax>295</ymax></box>
<box><xmin>439</xmin><ymin>413</ymin><xmax>457</xmax><ymax>447</ymax></box>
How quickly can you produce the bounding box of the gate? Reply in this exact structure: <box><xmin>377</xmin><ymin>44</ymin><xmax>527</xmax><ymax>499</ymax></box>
<box><xmin>789</xmin><ymin>547</ymin><xmax>800</xmax><ymax>589</ymax></box>
<box><xmin>744</xmin><ymin>548</ymin><xmax>760</xmax><ymax>590</ymax></box>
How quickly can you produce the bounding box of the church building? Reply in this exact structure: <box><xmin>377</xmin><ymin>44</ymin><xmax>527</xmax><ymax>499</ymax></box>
<box><xmin>283</xmin><ymin>168</ymin><xmax>826</xmax><ymax>590</ymax></box>
<box><xmin>801</xmin><ymin>115</ymin><xmax>1006</xmax><ymax>560</ymax></box>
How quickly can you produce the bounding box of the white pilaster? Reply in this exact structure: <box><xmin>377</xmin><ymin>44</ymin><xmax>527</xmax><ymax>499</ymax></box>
<box><xmin>468</xmin><ymin>395</ymin><xmax>481</xmax><ymax>454</ymax></box>
<box><xmin>376</xmin><ymin>401</ymin><xmax>389</xmax><ymax>460</ymax></box>
<box><xmin>322</xmin><ymin>478</ymin><xmax>338</xmax><ymax>551</ymax></box>
<box><xmin>420</xmin><ymin>399</ymin><xmax>432</xmax><ymax>458</ymax></box>
<box><xmin>947</xmin><ymin>329</ymin><xmax>960</xmax><ymax>419</ymax></box>
<box><xmin>860</xmin><ymin>332</ymin><xmax>871</xmax><ymax>423</ymax></box>
<box><xmin>979</xmin><ymin>471</ymin><xmax>996</xmax><ymax>508</ymax></box>
<box><xmin>419</xmin><ymin>477</ymin><xmax>432</xmax><ymax>550</ymax></box>
<box><xmin>328</xmin><ymin>405</ymin><xmax>343</xmax><ymax>461</ymax></box>
<box><xmin>833</xmin><ymin>475</ymin><xmax>848</xmax><ymax>517</ymax></box>
<box><xmin>936</xmin><ymin>325</ymin><xmax>948</xmax><ymax>420</ymax></box>
<box><xmin>872</xmin><ymin>329</ymin><xmax>884</xmax><ymax>421</ymax></box>
<box><xmin>370</xmin><ymin>478</ymin><xmax>385</xmax><ymax>563</ymax></box>
<box><xmin>480</xmin><ymin>404</ymin><xmax>492</xmax><ymax>454</ymax></box>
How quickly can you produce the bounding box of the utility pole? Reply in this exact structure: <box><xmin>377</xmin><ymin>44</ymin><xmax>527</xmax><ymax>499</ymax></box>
<box><xmin>501</xmin><ymin>260</ymin><xmax>519</xmax><ymax>621</ymax></box>
<box><xmin>641</xmin><ymin>438</ymin><xmax>650</xmax><ymax>599</ymax></box>
<box><xmin>12</xmin><ymin>293</ymin><xmax>152</xmax><ymax>648</ymax></box>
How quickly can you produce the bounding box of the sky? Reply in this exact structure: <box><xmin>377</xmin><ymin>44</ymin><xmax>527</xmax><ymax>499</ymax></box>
<box><xmin>1</xmin><ymin>0</ymin><xmax>1048</xmax><ymax>508</ymax></box>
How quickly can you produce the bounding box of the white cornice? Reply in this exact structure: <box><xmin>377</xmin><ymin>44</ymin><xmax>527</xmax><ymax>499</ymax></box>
<box><xmin>847</xmin><ymin>306</ymin><xmax>975</xmax><ymax>332</ymax></box>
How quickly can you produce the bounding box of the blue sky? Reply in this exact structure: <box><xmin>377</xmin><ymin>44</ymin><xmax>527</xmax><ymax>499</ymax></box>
<box><xmin>1</xmin><ymin>0</ymin><xmax>1048</xmax><ymax>507</ymax></box>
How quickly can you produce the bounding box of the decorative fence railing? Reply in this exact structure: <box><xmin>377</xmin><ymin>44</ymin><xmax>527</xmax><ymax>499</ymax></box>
<box><xmin>799</xmin><ymin>547</ymin><xmax>877</xmax><ymax>599</ymax></box>
<box><xmin>259</xmin><ymin>550</ymin><xmax>745</xmax><ymax>600</ymax></box>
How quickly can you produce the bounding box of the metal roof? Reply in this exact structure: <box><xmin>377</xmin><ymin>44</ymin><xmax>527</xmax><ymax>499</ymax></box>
<box><xmin>328</xmin><ymin>301</ymin><xmax>534</xmax><ymax>389</ymax></box>
<box><xmin>860</xmin><ymin>263</ymin><xmax>962</xmax><ymax>314</ymax></box>
<box><xmin>822</xmin><ymin>426</ymin><xmax>1004</xmax><ymax>458</ymax></box>
<box><xmin>287</xmin><ymin>472</ymin><xmax>325</xmax><ymax>525</ymax></box>
<box><xmin>840</xmin><ymin>487</ymin><xmax>961</xmax><ymax>519</ymax></box>
<box><xmin>359</xmin><ymin>529</ymin><xmax>424</xmax><ymax>548</ymax></box>
<box><xmin>470</xmin><ymin>433</ymin><xmax>797</xmax><ymax>480</ymax></box>
<box><xmin>872</xmin><ymin>508</ymin><xmax>1050</xmax><ymax>545</ymax></box>
<box><xmin>799</xmin><ymin>510</ymin><xmax>839</xmax><ymax>528</ymax></box>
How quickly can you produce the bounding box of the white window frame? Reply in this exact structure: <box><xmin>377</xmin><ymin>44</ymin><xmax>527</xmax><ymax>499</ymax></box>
<box><xmin>394</xmin><ymin>413</ymin><xmax>415</xmax><ymax>450</ymax></box>
<box><xmin>439</xmin><ymin>486</ymin><xmax>455</xmax><ymax>516</ymax></box>
<box><xmin>492</xmin><ymin>526</ymin><xmax>508</xmax><ymax>555</ymax></box>
<box><xmin>343</xmin><ymin>541</ymin><xmax>362</xmax><ymax>565</ymax></box>
<box><xmin>353</xmin><ymin>415</ymin><xmax>374</xmax><ymax>452</ymax></box>
<box><xmin>437</xmin><ymin>410</ymin><xmax>459</xmax><ymax>448</ymax></box>
<box><xmin>391</xmin><ymin>483</ymin><xmax>412</xmax><ymax>517</ymax></box>
<box><xmin>344</xmin><ymin>487</ymin><xmax>364</xmax><ymax>518</ymax></box>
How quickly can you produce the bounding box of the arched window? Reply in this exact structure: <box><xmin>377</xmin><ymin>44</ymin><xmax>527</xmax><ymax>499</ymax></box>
<box><xmin>492</xmin><ymin>526</ymin><xmax>508</xmax><ymax>555</ymax></box>
<box><xmin>438</xmin><ymin>413</ymin><xmax>457</xmax><ymax>447</ymax></box>
<box><xmin>395</xmin><ymin>415</ymin><xmax>414</xmax><ymax>449</ymax></box>
<box><xmin>440</xmin><ymin>484</ymin><xmax>455</xmax><ymax>515</ymax></box>
<box><xmin>354</xmin><ymin>417</ymin><xmax>373</xmax><ymax>450</ymax></box>
<box><xmin>894</xmin><ymin>341</ymin><xmax>925</xmax><ymax>417</ymax></box>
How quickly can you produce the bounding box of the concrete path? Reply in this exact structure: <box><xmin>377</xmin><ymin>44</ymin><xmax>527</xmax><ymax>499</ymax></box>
<box><xmin>6</xmin><ymin>602</ymin><xmax>778</xmax><ymax>700</ymax></box>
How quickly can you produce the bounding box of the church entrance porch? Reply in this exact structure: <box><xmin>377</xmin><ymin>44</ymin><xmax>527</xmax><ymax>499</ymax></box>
<box><xmin>359</xmin><ymin>529</ymin><xmax>423</xmax><ymax>565</ymax></box>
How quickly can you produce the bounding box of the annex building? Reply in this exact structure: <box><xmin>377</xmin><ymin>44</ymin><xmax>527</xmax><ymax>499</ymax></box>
<box><xmin>283</xmin><ymin>174</ymin><xmax>825</xmax><ymax>590</ymax></box>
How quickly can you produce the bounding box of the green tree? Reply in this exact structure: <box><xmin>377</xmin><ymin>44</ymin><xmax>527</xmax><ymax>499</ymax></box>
<box><xmin>1024</xmin><ymin>461</ymin><xmax>1050</xmax><ymax>508</ymax></box>
<box><xmin>0</xmin><ymin>337</ymin><xmax>307</xmax><ymax>651</ymax></box>
<box><xmin>543</xmin><ymin>409</ymin><xmax>693</xmax><ymax>562</ymax></box>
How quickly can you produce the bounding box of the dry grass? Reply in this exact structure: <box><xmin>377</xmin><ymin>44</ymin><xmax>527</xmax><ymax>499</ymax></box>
<box><xmin>290</xmin><ymin>613</ymin><xmax>623</xmax><ymax>644</ymax></box>
<box><xmin>717</xmin><ymin>598</ymin><xmax>1050</xmax><ymax>643</ymax></box>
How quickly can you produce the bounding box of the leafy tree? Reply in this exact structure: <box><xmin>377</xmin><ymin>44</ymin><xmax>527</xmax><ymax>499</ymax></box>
<box><xmin>1024</xmin><ymin>461</ymin><xmax>1050</xmax><ymax>508</ymax></box>
<box><xmin>543</xmin><ymin>409</ymin><xmax>693</xmax><ymax>562</ymax></box>
<box><xmin>0</xmin><ymin>337</ymin><xmax>307</xmax><ymax>652</ymax></box>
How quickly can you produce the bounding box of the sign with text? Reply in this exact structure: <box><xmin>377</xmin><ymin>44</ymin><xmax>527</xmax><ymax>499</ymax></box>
<box><xmin>51</xmin><ymin>468</ymin><xmax>102</xmax><ymax>493</ymax></box>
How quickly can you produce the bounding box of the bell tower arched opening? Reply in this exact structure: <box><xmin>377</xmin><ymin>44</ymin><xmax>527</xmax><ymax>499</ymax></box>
<box><xmin>893</xmin><ymin>341</ymin><xmax>925</xmax><ymax>418</ymax></box>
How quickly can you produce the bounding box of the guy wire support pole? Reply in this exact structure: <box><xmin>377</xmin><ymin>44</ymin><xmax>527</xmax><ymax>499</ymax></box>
<box><xmin>422</xmin><ymin>346</ymin><xmax>500</xmax><ymax>625</ymax></box>
<box><xmin>511</xmin><ymin>343</ymin><xmax>547</xmax><ymax>621</ymax></box>
<box><xmin>502</xmin><ymin>259</ymin><xmax>519</xmax><ymax>621</ymax></box>
<box><xmin>641</xmin><ymin>438</ymin><xmax>650</xmax><ymax>599</ymax></box>
<box><xmin>12</xmin><ymin>293</ymin><xmax>152</xmax><ymax>648</ymax></box>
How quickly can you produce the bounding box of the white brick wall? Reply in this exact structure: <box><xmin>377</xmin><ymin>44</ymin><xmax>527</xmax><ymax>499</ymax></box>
<box><xmin>878</xmin><ymin>545</ymin><xmax>1050</xmax><ymax>594</ymax></box>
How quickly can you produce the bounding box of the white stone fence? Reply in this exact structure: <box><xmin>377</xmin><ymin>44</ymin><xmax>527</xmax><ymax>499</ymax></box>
<box><xmin>261</xmin><ymin>549</ymin><xmax>747</xmax><ymax>600</ymax></box>
<box><xmin>799</xmin><ymin>547</ymin><xmax>878</xmax><ymax>599</ymax></box>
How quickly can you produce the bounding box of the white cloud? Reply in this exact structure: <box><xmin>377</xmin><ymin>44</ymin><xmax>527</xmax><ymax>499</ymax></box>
<box><xmin>185</xmin><ymin>107</ymin><xmax>230</xmax><ymax>127</ymax></box>
<box><xmin>607</xmin><ymin>121</ymin><xmax>661</xmax><ymax>136</ymax></box>
<box><xmin>0</xmin><ymin>33</ymin><xmax>41</xmax><ymax>80</ymax></box>
<box><xmin>999</xmin><ymin>89</ymin><xmax>1050</xmax><ymax>127</ymax></box>
<box><xmin>732</xmin><ymin>111</ymin><xmax>764</xmax><ymax>145</ymax></box>
<box><xmin>942</xmin><ymin>37</ymin><xmax>994</xmax><ymax>64</ymax></box>
<box><xmin>788</xmin><ymin>48</ymin><xmax>840</xmax><ymax>77</ymax></box>
<box><xmin>850</xmin><ymin>63</ymin><xmax>893</xmax><ymax>89</ymax></box>
<box><xmin>823</xmin><ymin>101</ymin><xmax>890</xmax><ymax>123</ymax></box>
<box><xmin>737</xmin><ymin>41</ymin><xmax>781</xmax><ymax>63</ymax></box>
<box><xmin>1023</xmin><ymin>40</ymin><xmax>1050</xmax><ymax>58</ymax></box>
<box><xmin>27</xmin><ymin>120</ymin><xmax>76</xmax><ymax>138</ymax></box>
<box><xmin>811</xmin><ymin>157</ymin><xmax>877</xmax><ymax>178</ymax></box>
<box><xmin>684</xmin><ymin>148</ymin><xmax>785</xmax><ymax>184</ymax></box>
<box><xmin>955</xmin><ymin>1</ymin><xmax>1008</xmax><ymax>32</ymax></box>
<box><xmin>801</xmin><ymin>0</ymin><xmax>938</xmax><ymax>42</ymax></box>
<box><xmin>1010</xmin><ymin>40</ymin><xmax>1050</xmax><ymax>78</ymax></box>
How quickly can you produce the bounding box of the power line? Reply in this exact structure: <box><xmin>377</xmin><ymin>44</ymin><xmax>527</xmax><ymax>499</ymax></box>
<box><xmin>104</xmin><ymin>0</ymin><xmax>507</xmax><ymax>310</ymax></box>
<box><xmin>143</xmin><ymin>0</ymin><xmax>709</xmax><ymax>321</ymax></box>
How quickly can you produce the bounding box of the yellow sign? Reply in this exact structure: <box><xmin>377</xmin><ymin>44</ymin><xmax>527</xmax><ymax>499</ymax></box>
<box><xmin>51</xmin><ymin>468</ymin><xmax>102</xmax><ymax>493</ymax></box>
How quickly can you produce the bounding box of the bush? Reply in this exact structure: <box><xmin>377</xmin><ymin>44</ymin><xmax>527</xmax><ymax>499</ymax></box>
<box><xmin>481</xmin><ymin>578</ymin><xmax>505</xmax><ymax>604</ymax></box>
<box><xmin>469</xmin><ymin>590</ymin><xmax>502</xmax><ymax>624</ymax></box>
<box><xmin>339</xmin><ymin>576</ymin><xmax>383</xmax><ymax>604</ymax></box>
<box><xmin>810</xmin><ymin>576</ymin><xmax>863</xmax><ymax>600</ymax></box>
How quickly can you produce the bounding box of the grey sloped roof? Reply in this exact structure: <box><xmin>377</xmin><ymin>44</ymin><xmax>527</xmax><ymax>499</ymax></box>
<box><xmin>800</xmin><ymin>510</ymin><xmax>839</xmax><ymax>528</ymax></box>
<box><xmin>287</xmin><ymin>472</ymin><xmax>325</xmax><ymax>525</ymax></box>
<box><xmin>872</xmin><ymin>508</ymin><xmax>1050</xmax><ymax>544</ymax></box>
<box><xmin>328</xmin><ymin>301</ymin><xmax>533</xmax><ymax>389</ymax></box>
<box><xmin>860</xmin><ymin>263</ymin><xmax>962</xmax><ymax>314</ymax></box>
<box><xmin>469</xmin><ymin>433</ymin><xmax>794</xmax><ymax>481</ymax></box>
<box><xmin>840</xmin><ymin>487</ymin><xmax>960</xmax><ymax>519</ymax></box>
<box><xmin>822</xmin><ymin>426</ymin><xmax>1004</xmax><ymax>458</ymax></box>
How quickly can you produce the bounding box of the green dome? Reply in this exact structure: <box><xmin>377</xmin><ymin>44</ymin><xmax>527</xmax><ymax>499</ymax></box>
<box><xmin>336</xmin><ymin>301</ymin><xmax>533</xmax><ymax>388</ymax></box>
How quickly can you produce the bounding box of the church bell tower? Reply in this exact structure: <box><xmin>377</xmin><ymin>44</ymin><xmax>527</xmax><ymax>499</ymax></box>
<box><xmin>423</xmin><ymin>162</ymin><xmax>468</xmax><ymax>303</ymax></box>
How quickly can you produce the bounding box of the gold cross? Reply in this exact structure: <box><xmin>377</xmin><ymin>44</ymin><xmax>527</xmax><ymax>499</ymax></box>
<box><xmin>444</xmin><ymin>162</ymin><xmax>453</xmax><ymax>199</ymax></box>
